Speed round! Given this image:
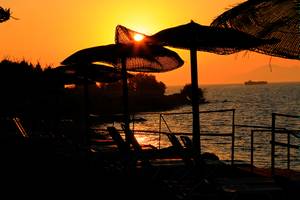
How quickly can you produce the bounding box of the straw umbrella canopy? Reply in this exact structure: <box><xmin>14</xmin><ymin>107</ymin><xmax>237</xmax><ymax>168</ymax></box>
<box><xmin>115</xmin><ymin>22</ymin><xmax>276</xmax><ymax>154</ymax></box>
<box><xmin>54</xmin><ymin>63</ymin><xmax>127</xmax><ymax>84</ymax></box>
<box><xmin>62</xmin><ymin>44</ymin><xmax>183</xmax><ymax>72</ymax></box>
<box><xmin>62</xmin><ymin>43</ymin><xmax>184</xmax><ymax>141</ymax></box>
<box><xmin>211</xmin><ymin>0</ymin><xmax>300</xmax><ymax>60</ymax></box>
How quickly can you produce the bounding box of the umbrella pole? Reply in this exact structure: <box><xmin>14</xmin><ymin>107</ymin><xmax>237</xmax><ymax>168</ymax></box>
<box><xmin>190</xmin><ymin>47</ymin><xmax>201</xmax><ymax>155</ymax></box>
<box><xmin>83</xmin><ymin>75</ymin><xmax>90</xmax><ymax>146</ymax></box>
<box><xmin>121</xmin><ymin>58</ymin><xmax>131</xmax><ymax>142</ymax></box>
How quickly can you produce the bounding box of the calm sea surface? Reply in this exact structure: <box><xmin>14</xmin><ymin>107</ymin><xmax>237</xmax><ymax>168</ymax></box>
<box><xmin>95</xmin><ymin>82</ymin><xmax>300</xmax><ymax>170</ymax></box>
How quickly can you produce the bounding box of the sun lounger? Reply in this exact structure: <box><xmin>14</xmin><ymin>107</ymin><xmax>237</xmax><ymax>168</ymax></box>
<box><xmin>106</xmin><ymin>126</ymin><xmax>189</xmax><ymax>169</ymax></box>
<box><xmin>107</xmin><ymin>126</ymin><xmax>157</xmax><ymax>170</ymax></box>
<box><xmin>12</xmin><ymin>117</ymin><xmax>29</xmax><ymax>138</ymax></box>
<box><xmin>166</xmin><ymin>133</ymin><xmax>195</xmax><ymax>167</ymax></box>
<box><xmin>106</xmin><ymin>126</ymin><xmax>232</xmax><ymax>198</ymax></box>
<box><xmin>0</xmin><ymin>117</ymin><xmax>30</xmax><ymax>141</ymax></box>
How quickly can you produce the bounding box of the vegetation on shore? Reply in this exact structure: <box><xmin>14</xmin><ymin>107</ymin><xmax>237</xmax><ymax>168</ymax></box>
<box><xmin>0</xmin><ymin>59</ymin><xmax>206</xmax><ymax>119</ymax></box>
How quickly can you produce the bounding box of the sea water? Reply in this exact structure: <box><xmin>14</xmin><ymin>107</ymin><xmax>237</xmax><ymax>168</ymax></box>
<box><xmin>94</xmin><ymin>82</ymin><xmax>300</xmax><ymax>170</ymax></box>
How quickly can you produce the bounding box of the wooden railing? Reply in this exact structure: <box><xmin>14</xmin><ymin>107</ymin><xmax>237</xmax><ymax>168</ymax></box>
<box><xmin>271</xmin><ymin>113</ymin><xmax>300</xmax><ymax>175</ymax></box>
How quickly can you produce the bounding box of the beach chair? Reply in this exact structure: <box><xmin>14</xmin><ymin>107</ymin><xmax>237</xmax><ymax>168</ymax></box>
<box><xmin>165</xmin><ymin>133</ymin><xmax>195</xmax><ymax>167</ymax></box>
<box><xmin>106</xmin><ymin>126</ymin><xmax>189</xmax><ymax>169</ymax></box>
<box><xmin>107</xmin><ymin>126</ymin><xmax>130</xmax><ymax>153</ymax></box>
<box><xmin>12</xmin><ymin>117</ymin><xmax>30</xmax><ymax>138</ymax></box>
<box><xmin>0</xmin><ymin>117</ymin><xmax>30</xmax><ymax>140</ymax></box>
<box><xmin>107</xmin><ymin>126</ymin><xmax>153</xmax><ymax>169</ymax></box>
<box><xmin>180</xmin><ymin>135</ymin><xmax>193</xmax><ymax>149</ymax></box>
<box><xmin>180</xmin><ymin>135</ymin><xmax>223</xmax><ymax>166</ymax></box>
<box><xmin>162</xmin><ymin>134</ymin><xmax>214</xmax><ymax>185</ymax></box>
<box><xmin>106</xmin><ymin>126</ymin><xmax>222</xmax><ymax>198</ymax></box>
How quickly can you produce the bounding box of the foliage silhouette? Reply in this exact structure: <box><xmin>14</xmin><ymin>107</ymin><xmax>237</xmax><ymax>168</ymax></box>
<box><xmin>0</xmin><ymin>6</ymin><xmax>14</xmax><ymax>23</ymax></box>
<box><xmin>0</xmin><ymin>59</ymin><xmax>205</xmax><ymax>118</ymax></box>
<box><xmin>128</xmin><ymin>73</ymin><xmax>166</xmax><ymax>97</ymax></box>
<box><xmin>180</xmin><ymin>84</ymin><xmax>205</xmax><ymax>103</ymax></box>
<box><xmin>0</xmin><ymin>59</ymin><xmax>207</xmax><ymax>145</ymax></box>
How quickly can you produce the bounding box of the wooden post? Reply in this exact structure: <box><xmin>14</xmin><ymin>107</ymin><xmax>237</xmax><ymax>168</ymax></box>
<box><xmin>190</xmin><ymin>47</ymin><xmax>201</xmax><ymax>155</ymax></box>
<box><xmin>83</xmin><ymin>75</ymin><xmax>89</xmax><ymax>146</ymax></box>
<box><xmin>121</xmin><ymin>58</ymin><xmax>130</xmax><ymax>142</ymax></box>
<box><xmin>231</xmin><ymin>109</ymin><xmax>235</xmax><ymax>166</ymax></box>
<box><xmin>271</xmin><ymin>113</ymin><xmax>275</xmax><ymax>176</ymax></box>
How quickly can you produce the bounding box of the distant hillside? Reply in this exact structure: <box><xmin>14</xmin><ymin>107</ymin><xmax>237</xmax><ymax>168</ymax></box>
<box><xmin>227</xmin><ymin>65</ymin><xmax>300</xmax><ymax>83</ymax></box>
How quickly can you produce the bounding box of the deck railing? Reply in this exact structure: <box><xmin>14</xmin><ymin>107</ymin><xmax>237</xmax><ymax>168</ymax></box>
<box><xmin>95</xmin><ymin>111</ymin><xmax>300</xmax><ymax>171</ymax></box>
<box><xmin>249</xmin><ymin>129</ymin><xmax>274</xmax><ymax>172</ymax></box>
<box><xmin>131</xmin><ymin>108</ymin><xmax>236</xmax><ymax>165</ymax></box>
<box><xmin>271</xmin><ymin>113</ymin><xmax>300</xmax><ymax>175</ymax></box>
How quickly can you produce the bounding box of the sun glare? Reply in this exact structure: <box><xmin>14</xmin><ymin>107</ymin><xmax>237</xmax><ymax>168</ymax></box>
<box><xmin>133</xmin><ymin>33</ymin><xmax>144</xmax><ymax>42</ymax></box>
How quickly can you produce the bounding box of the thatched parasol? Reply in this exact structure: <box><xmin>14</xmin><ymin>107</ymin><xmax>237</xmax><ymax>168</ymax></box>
<box><xmin>115</xmin><ymin>22</ymin><xmax>275</xmax><ymax>154</ymax></box>
<box><xmin>62</xmin><ymin>44</ymin><xmax>183</xmax><ymax>73</ymax></box>
<box><xmin>54</xmin><ymin>63</ymin><xmax>128</xmax><ymax>84</ymax></box>
<box><xmin>211</xmin><ymin>0</ymin><xmax>300</xmax><ymax>60</ymax></box>
<box><xmin>62</xmin><ymin>43</ymin><xmax>183</xmax><ymax>141</ymax></box>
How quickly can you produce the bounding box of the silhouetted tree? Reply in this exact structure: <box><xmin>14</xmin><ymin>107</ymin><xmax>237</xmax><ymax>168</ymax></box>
<box><xmin>0</xmin><ymin>59</ymin><xmax>63</xmax><ymax>117</ymax></box>
<box><xmin>128</xmin><ymin>73</ymin><xmax>166</xmax><ymax>96</ymax></box>
<box><xmin>0</xmin><ymin>60</ymin><xmax>206</xmax><ymax>118</ymax></box>
<box><xmin>99</xmin><ymin>73</ymin><xmax>166</xmax><ymax>97</ymax></box>
<box><xmin>0</xmin><ymin>6</ymin><xmax>12</xmax><ymax>23</ymax></box>
<box><xmin>180</xmin><ymin>84</ymin><xmax>205</xmax><ymax>103</ymax></box>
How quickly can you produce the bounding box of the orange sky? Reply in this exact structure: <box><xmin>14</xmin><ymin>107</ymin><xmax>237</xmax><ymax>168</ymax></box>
<box><xmin>1</xmin><ymin>0</ymin><xmax>299</xmax><ymax>86</ymax></box>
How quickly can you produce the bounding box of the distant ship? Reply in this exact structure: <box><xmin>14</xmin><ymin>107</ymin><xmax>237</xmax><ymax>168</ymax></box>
<box><xmin>244</xmin><ymin>80</ymin><xmax>268</xmax><ymax>85</ymax></box>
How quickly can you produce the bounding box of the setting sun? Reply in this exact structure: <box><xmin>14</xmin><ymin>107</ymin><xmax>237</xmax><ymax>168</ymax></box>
<box><xmin>133</xmin><ymin>33</ymin><xmax>144</xmax><ymax>42</ymax></box>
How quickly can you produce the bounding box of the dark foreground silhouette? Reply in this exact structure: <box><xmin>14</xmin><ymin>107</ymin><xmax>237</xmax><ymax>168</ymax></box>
<box><xmin>1</xmin><ymin>116</ymin><xmax>299</xmax><ymax>200</ymax></box>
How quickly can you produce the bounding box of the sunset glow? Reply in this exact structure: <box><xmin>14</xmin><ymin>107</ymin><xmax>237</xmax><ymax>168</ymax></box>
<box><xmin>0</xmin><ymin>0</ymin><xmax>299</xmax><ymax>86</ymax></box>
<box><xmin>133</xmin><ymin>33</ymin><xmax>144</xmax><ymax>42</ymax></box>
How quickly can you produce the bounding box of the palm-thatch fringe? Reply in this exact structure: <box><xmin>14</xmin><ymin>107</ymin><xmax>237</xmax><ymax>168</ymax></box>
<box><xmin>211</xmin><ymin>0</ymin><xmax>300</xmax><ymax>60</ymax></box>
